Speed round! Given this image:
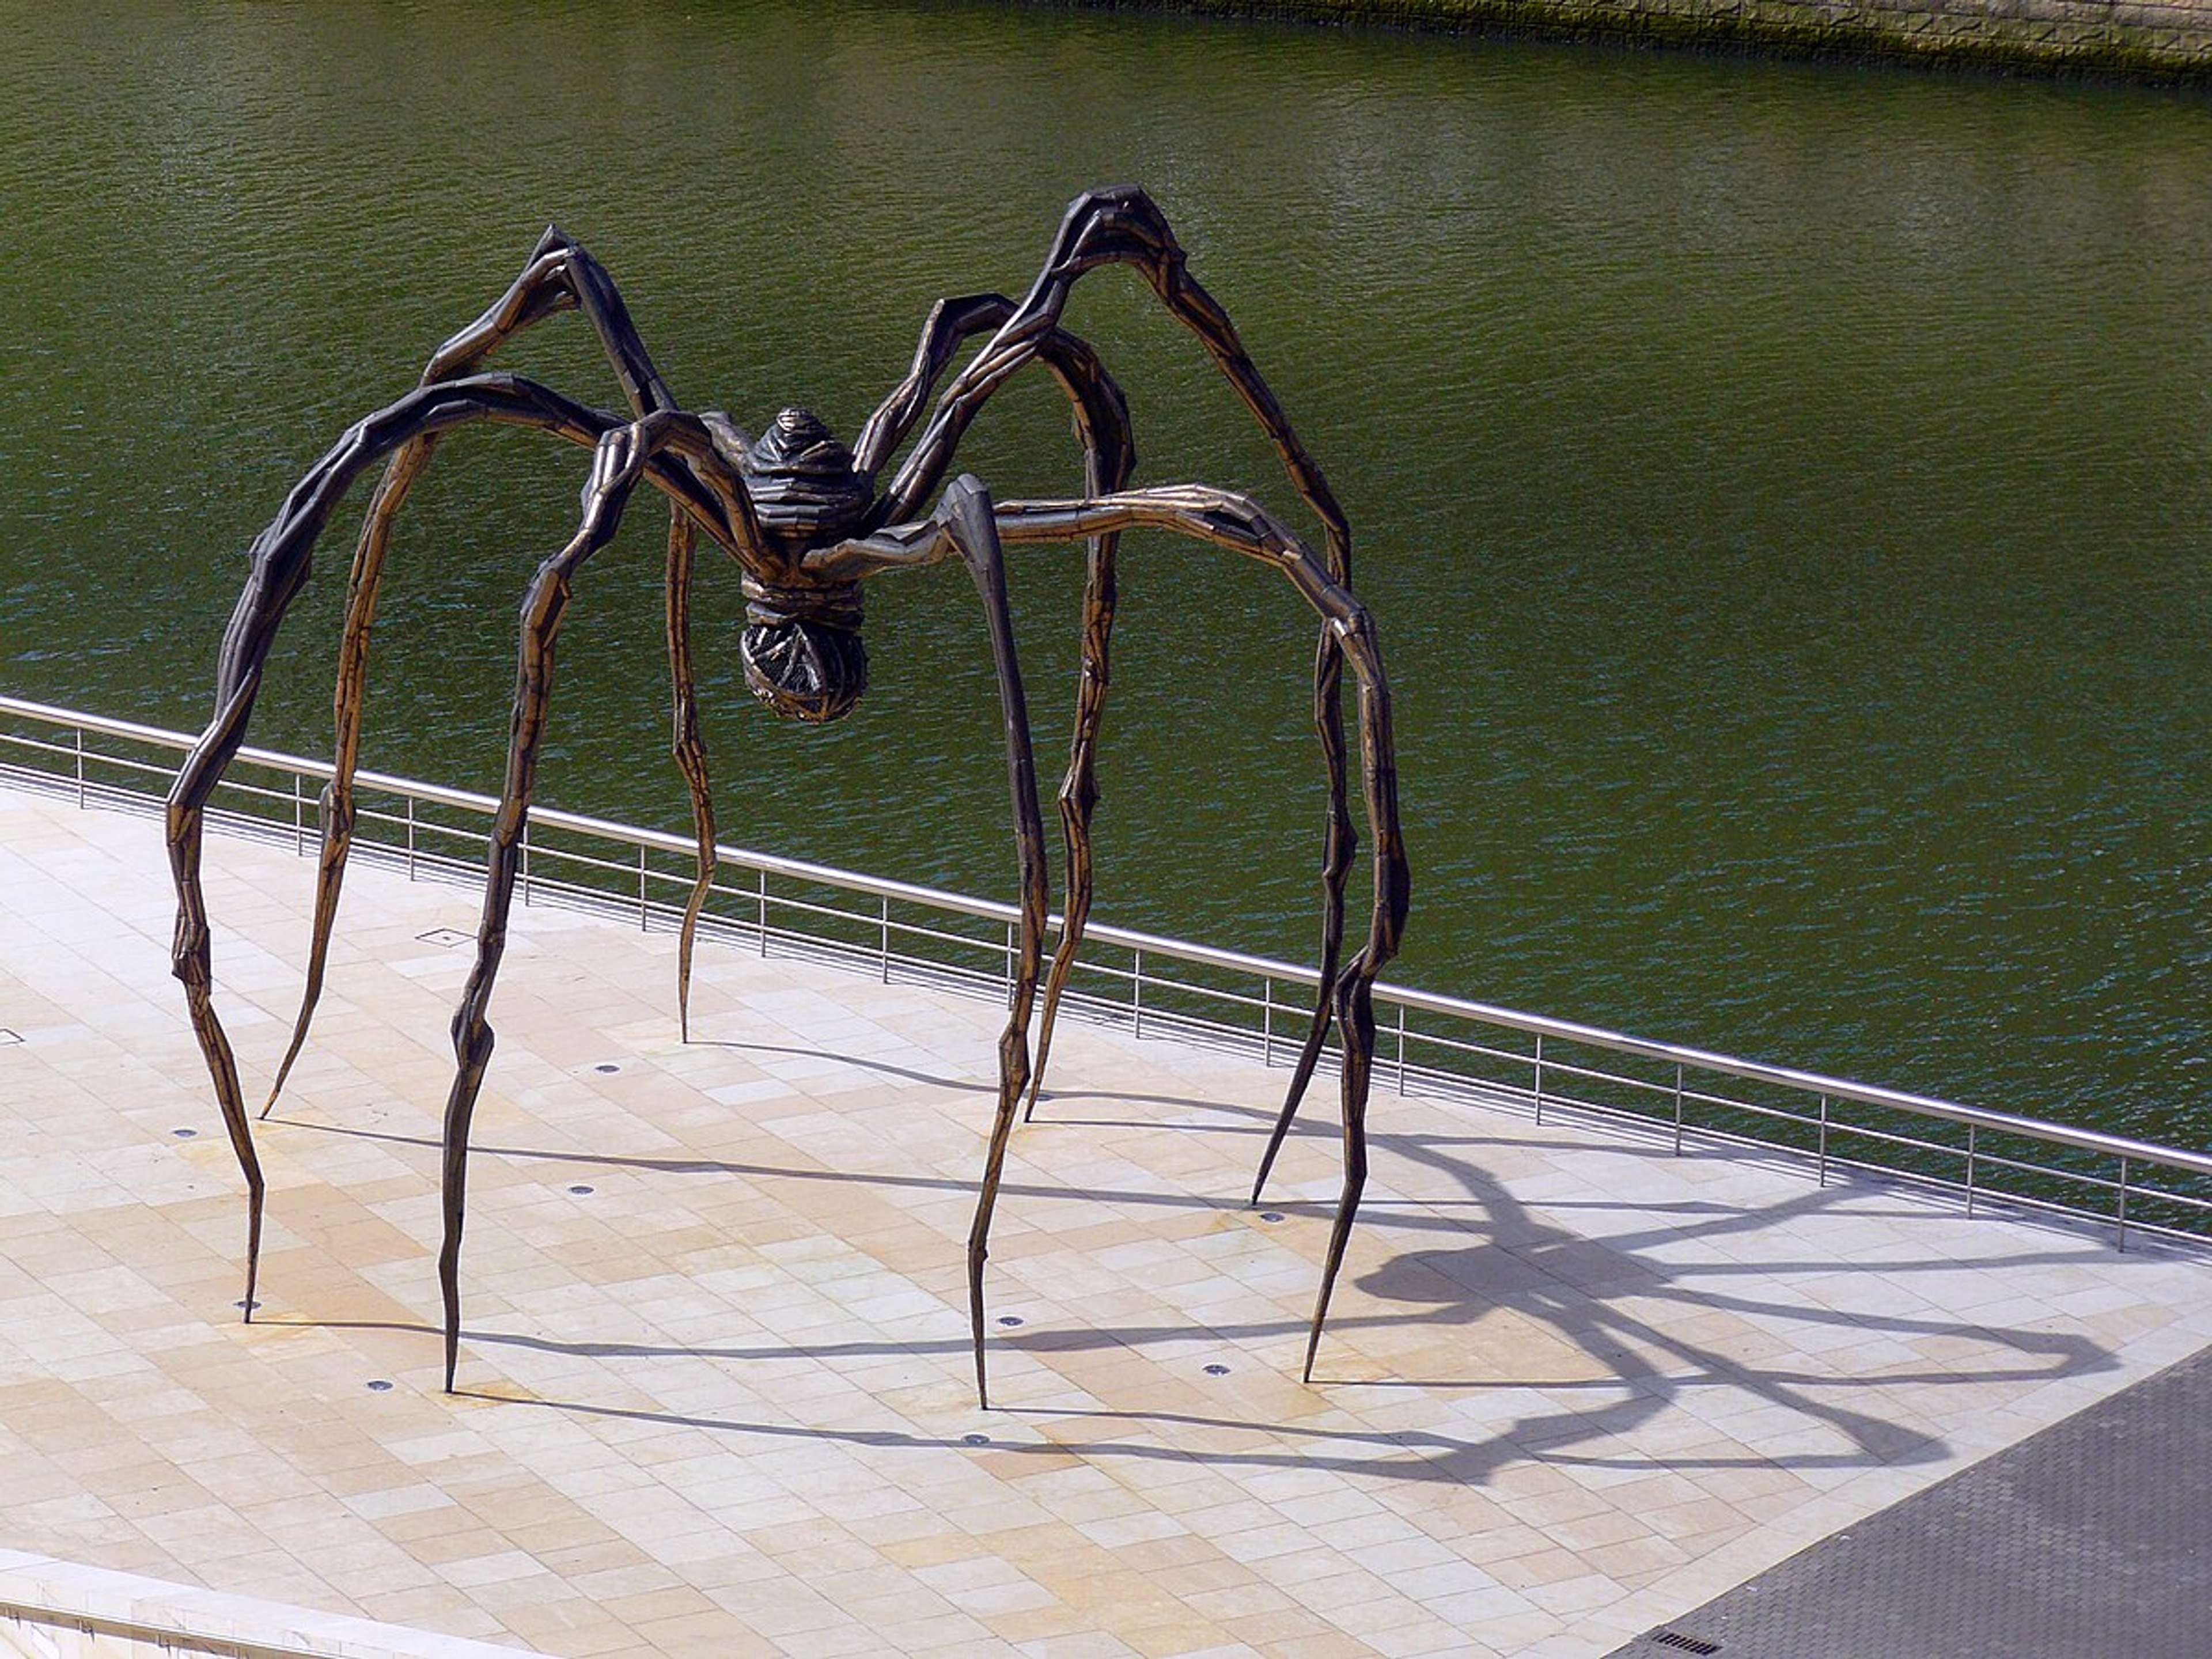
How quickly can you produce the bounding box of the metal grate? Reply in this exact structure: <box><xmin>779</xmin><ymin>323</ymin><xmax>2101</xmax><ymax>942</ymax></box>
<box><xmin>1650</xmin><ymin>1633</ymin><xmax>1721</xmax><ymax>1654</ymax></box>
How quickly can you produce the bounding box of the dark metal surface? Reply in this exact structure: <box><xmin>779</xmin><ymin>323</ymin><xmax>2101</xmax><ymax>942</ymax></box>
<box><xmin>1611</xmin><ymin>1342</ymin><xmax>2212</xmax><ymax>1659</ymax></box>
<box><xmin>163</xmin><ymin>186</ymin><xmax>1410</xmax><ymax>1408</ymax></box>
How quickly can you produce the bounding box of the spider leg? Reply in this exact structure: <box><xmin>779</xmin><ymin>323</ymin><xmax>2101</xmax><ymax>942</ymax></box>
<box><xmin>1021</xmin><ymin>335</ymin><xmax>1133</xmax><ymax>1124</ymax></box>
<box><xmin>664</xmin><ymin>510</ymin><xmax>716</xmax><ymax>1041</ymax></box>
<box><xmin>260</xmin><ymin>442</ymin><xmax>425</xmax><ymax>1118</ymax></box>
<box><xmin>815</xmin><ymin>478</ymin><xmax>1050</xmax><ymax>1410</ymax></box>
<box><xmin>447</xmin><ymin>247</ymin><xmax>735</xmax><ymax>1042</ymax></box>
<box><xmin>426</xmin><ymin>225</ymin><xmax>681</xmax><ymax>412</ymax></box>
<box><xmin>267</xmin><ymin>231</ymin><xmax>696</xmax><ymax>1115</ymax></box>
<box><xmin>1027</xmin><ymin>519</ymin><xmax>1116</xmax><ymax>1124</ymax></box>
<box><xmin>855</xmin><ymin>293</ymin><xmax>1135</xmax><ymax>1122</ymax></box>
<box><xmin>168</xmin><ymin>376</ymin><xmax>732</xmax><ymax>1315</ymax></box>
<box><xmin>1247</xmin><ymin>650</ymin><xmax>1351</xmax><ymax>1202</ymax></box>
<box><xmin>983</xmin><ymin>487</ymin><xmax>1405</xmax><ymax>1385</ymax></box>
<box><xmin>437</xmin><ymin>415</ymin><xmax>684</xmax><ymax>1392</ymax></box>
<box><xmin>881</xmin><ymin>189</ymin><xmax>1354</xmax><ymax>1180</ymax></box>
<box><xmin>947</xmin><ymin>479</ymin><xmax>1050</xmax><ymax>1412</ymax></box>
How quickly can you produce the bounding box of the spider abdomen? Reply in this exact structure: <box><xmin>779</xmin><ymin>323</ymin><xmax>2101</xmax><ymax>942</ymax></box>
<box><xmin>739</xmin><ymin>614</ymin><xmax>868</xmax><ymax>725</ymax></box>
<box><xmin>738</xmin><ymin>567</ymin><xmax>867</xmax><ymax>724</ymax></box>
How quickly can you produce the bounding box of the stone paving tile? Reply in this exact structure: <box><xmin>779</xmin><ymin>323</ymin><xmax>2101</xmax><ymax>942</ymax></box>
<box><xmin>1</xmin><ymin>782</ymin><xmax>2208</xmax><ymax>1656</ymax></box>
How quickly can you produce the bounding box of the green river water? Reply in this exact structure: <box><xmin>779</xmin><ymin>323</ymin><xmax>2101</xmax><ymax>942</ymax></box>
<box><xmin>2</xmin><ymin>1</ymin><xmax>2208</xmax><ymax>1144</ymax></box>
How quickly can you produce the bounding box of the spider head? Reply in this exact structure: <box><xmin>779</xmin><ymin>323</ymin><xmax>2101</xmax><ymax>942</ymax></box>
<box><xmin>739</xmin><ymin>577</ymin><xmax>868</xmax><ymax>724</ymax></box>
<box><xmin>742</xmin><ymin>407</ymin><xmax>873</xmax><ymax>555</ymax></box>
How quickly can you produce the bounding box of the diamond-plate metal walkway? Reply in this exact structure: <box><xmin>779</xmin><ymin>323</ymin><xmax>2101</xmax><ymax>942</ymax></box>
<box><xmin>1610</xmin><ymin>1342</ymin><xmax>2212</xmax><ymax>1658</ymax></box>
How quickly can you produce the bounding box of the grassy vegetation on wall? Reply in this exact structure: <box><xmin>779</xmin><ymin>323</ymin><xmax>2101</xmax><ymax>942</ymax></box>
<box><xmin>1047</xmin><ymin>0</ymin><xmax>2212</xmax><ymax>80</ymax></box>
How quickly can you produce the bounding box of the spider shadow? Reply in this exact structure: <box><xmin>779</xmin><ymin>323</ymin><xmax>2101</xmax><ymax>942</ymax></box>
<box><xmin>395</xmin><ymin>1180</ymin><xmax>2103</xmax><ymax>1487</ymax></box>
<box><xmin>274</xmin><ymin>1040</ymin><xmax>2127</xmax><ymax>1490</ymax></box>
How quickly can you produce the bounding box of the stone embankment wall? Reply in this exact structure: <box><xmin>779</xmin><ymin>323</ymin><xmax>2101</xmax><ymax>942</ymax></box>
<box><xmin>1072</xmin><ymin>0</ymin><xmax>2212</xmax><ymax>78</ymax></box>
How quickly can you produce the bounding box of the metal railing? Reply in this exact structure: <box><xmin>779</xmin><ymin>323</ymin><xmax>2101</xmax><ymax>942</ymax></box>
<box><xmin>5</xmin><ymin>691</ymin><xmax>2210</xmax><ymax>1252</ymax></box>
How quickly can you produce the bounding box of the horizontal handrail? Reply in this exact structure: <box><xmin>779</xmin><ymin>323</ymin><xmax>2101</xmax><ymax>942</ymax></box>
<box><xmin>1378</xmin><ymin>983</ymin><xmax>2212</xmax><ymax>1175</ymax></box>
<box><xmin>5</xmin><ymin>691</ymin><xmax>2210</xmax><ymax>1213</ymax></box>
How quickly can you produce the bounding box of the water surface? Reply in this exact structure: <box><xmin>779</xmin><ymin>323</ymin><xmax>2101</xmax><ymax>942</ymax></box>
<box><xmin>3</xmin><ymin>0</ymin><xmax>2209</xmax><ymax>1141</ymax></box>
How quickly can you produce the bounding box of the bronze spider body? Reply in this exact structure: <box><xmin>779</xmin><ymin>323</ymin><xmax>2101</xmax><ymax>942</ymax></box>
<box><xmin>165</xmin><ymin>187</ymin><xmax>1410</xmax><ymax>1406</ymax></box>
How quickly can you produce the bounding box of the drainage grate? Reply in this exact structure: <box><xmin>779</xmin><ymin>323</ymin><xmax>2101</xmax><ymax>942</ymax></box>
<box><xmin>416</xmin><ymin>927</ymin><xmax>471</xmax><ymax>948</ymax></box>
<box><xmin>1649</xmin><ymin>1633</ymin><xmax>1720</xmax><ymax>1654</ymax></box>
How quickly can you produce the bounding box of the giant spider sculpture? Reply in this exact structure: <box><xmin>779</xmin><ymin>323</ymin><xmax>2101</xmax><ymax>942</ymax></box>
<box><xmin>165</xmin><ymin>187</ymin><xmax>1408</xmax><ymax>1407</ymax></box>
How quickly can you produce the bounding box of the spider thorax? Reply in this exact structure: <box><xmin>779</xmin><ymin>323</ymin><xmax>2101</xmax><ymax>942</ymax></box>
<box><xmin>737</xmin><ymin>408</ymin><xmax>872</xmax><ymax>724</ymax></box>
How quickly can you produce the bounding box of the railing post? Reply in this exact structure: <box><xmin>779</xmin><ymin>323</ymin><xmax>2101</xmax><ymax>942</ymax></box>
<box><xmin>880</xmin><ymin>896</ymin><xmax>890</xmax><ymax>983</ymax></box>
<box><xmin>1132</xmin><ymin>948</ymin><xmax>1144</xmax><ymax>1040</ymax></box>
<box><xmin>1816</xmin><ymin>1095</ymin><xmax>1830</xmax><ymax>1188</ymax></box>
<box><xmin>406</xmin><ymin>797</ymin><xmax>416</xmax><ymax>881</ymax></box>
<box><xmin>522</xmin><ymin>826</ymin><xmax>532</xmax><ymax>907</ymax></box>
<box><xmin>292</xmin><ymin>772</ymin><xmax>304</xmax><ymax>857</ymax></box>
<box><xmin>1673</xmin><ymin>1063</ymin><xmax>1685</xmax><ymax>1155</ymax></box>
<box><xmin>1262</xmin><ymin>978</ymin><xmax>1274</xmax><ymax>1067</ymax></box>
<box><xmin>757</xmin><ymin>869</ymin><xmax>769</xmax><ymax>955</ymax></box>
<box><xmin>2116</xmin><ymin>1156</ymin><xmax>2129</xmax><ymax>1253</ymax></box>
<box><xmin>74</xmin><ymin>725</ymin><xmax>85</xmax><ymax>808</ymax></box>
<box><xmin>1533</xmin><ymin>1035</ymin><xmax>1544</xmax><ymax>1126</ymax></box>
<box><xmin>1965</xmin><ymin>1125</ymin><xmax>1978</xmax><ymax>1218</ymax></box>
<box><xmin>638</xmin><ymin>845</ymin><xmax>649</xmax><ymax>930</ymax></box>
<box><xmin>1396</xmin><ymin>1004</ymin><xmax>1408</xmax><ymax>1095</ymax></box>
<box><xmin>1004</xmin><ymin>921</ymin><xmax>1015</xmax><ymax>1006</ymax></box>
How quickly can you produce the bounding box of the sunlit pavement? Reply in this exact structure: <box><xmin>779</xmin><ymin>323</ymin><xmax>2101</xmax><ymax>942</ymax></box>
<box><xmin>3</xmin><ymin>781</ymin><xmax>2207</xmax><ymax>1658</ymax></box>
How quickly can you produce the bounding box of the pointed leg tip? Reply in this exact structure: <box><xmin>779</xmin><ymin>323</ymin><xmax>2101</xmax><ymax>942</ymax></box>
<box><xmin>1248</xmin><ymin>1155</ymin><xmax>1280</xmax><ymax>1209</ymax></box>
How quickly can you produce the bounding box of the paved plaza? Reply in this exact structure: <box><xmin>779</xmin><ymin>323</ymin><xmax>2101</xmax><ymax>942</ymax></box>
<box><xmin>2</xmin><ymin>782</ymin><xmax>2207</xmax><ymax>1657</ymax></box>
